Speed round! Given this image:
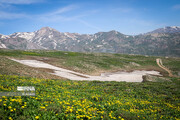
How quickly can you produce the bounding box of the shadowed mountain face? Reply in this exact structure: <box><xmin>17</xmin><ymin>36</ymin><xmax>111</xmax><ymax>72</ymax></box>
<box><xmin>0</xmin><ymin>26</ymin><xmax>180</xmax><ymax>57</ymax></box>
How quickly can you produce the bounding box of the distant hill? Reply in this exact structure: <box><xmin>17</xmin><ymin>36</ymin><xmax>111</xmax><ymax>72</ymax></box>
<box><xmin>0</xmin><ymin>26</ymin><xmax>180</xmax><ymax>57</ymax></box>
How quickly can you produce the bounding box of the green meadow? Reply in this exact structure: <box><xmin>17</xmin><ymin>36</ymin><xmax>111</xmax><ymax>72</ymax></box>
<box><xmin>0</xmin><ymin>49</ymin><xmax>180</xmax><ymax>120</ymax></box>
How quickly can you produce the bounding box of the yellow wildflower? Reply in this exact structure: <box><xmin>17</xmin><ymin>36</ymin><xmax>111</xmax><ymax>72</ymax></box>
<box><xmin>40</xmin><ymin>106</ymin><xmax>45</xmax><ymax>109</ymax></box>
<box><xmin>35</xmin><ymin>116</ymin><xmax>39</xmax><ymax>119</ymax></box>
<box><xmin>8</xmin><ymin>106</ymin><xmax>12</xmax><ymax>109</ymax></box>
<box><xmin>9</xmin><ymin>117</ymin><xmax>13</xmax><ymax>120</ymax></box>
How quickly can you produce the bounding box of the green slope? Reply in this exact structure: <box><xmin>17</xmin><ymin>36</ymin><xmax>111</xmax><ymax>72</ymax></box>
<box><xmin>0</xmin><ymin>49</ymin><xmax>179</xmax><ymax>120</ymax></box>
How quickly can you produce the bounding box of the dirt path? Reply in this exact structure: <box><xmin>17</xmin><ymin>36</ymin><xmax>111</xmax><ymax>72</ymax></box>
<box><xmin>156</xmin><ymin>58</ymin><xmax>173</xmax><ymax>77</ymax></box>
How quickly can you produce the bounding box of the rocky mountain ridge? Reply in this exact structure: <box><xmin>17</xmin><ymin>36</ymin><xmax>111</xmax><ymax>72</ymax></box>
<box><xmin>0</xmin><ymin>26</ymin><xmax>180</xmax><ymax>57</ymax></box>
<box><xmin>146</xmin><ymin>26</ymin><xmax>180</xmax><ymax>34</ymax></box>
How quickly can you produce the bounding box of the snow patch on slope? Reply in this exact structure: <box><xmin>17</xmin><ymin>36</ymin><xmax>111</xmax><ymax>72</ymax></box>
<box><xmin>9</xmin><ymin>32</ymin><xmax>35</xmax><ymax>41</ymax></box>
<box><xmin>18</xmin><ymin>32</ymin><xmax>35</xmax><ymax>41</ymax></box>
<box><xmin>1</xmin><ymin>35</ymin><xmax>10</xmax><ymax>39</ymax></box>
<box><xmin>10</xmin><ymin>59</ymin><xmax>162</xmax><ymax>82</ymax></box>
<box><xmin>0</xmin><ymin>43</ymin><xmax>7</xmax><ymax>48</ymax></box>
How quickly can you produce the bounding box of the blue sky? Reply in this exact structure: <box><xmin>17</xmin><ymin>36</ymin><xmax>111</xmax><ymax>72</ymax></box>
<box><xmin>0</xmin><ymin>0</ymin><xmax>180</xmax><ymax>35</ymax></box>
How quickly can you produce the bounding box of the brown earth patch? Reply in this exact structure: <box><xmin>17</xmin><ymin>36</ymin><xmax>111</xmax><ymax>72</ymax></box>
<box><xmin>0</xmin><ymin>57</ymin><xmax>67</xmax><ymax>80</ymax></box>
<box><xmin>69</xmin><ymin>72</ymin><xmax>89</xmax><ymax>78</ymax></box>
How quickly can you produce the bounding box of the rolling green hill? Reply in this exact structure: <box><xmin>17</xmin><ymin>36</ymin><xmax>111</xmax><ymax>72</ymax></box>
<box><xmin>0</xmin><ymin>49</ymin><xmax>179</xmax><ymax>120</ymax></box>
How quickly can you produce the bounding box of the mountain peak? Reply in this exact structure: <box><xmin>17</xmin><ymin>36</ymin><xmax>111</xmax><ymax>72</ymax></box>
<box><xmin>164</xmin><ymin>26</ymin><xmax>180</xmax><ymax>29</ymax></box>
<box><xmin>146</xmin><ymin>26</ymin><xmax>180</xmax><ymax>34</ymax></box>
<box><xmin>0</xmin><ymin>26</ymin><xmax>179</xmax><ymax>57</ymax></box>
<box><xmin>109</xmin><ymin>30</ymin><xmax>118</xmax><ymax>33</ymax></box>
<box><xmin>36</xmin><ymin>27</ymin><xmax>59</xmax><ymax>36</ymax></box>
<box><xmin>166</xmin><ymin>26</ymin><xmax>180</xmax><ymax>28</ymax></box>
<box><xmin>39</xmin><ymin>27</ymin><xmax>57</xmax><ymax>31</ymax></box>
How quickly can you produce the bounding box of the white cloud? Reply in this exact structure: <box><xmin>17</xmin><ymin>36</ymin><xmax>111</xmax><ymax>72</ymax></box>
<box><xmin>0</xmin><ymin>11</ymin><xmax>28</xmax><ymax>19</ymax></box>
<box><xmin>0</xmin><ymin>2</ymin><xmax>12</xmax><ymax>9</ymax></box>
<box><xmin>0</xmin><ymin>4</ymin><xmax>102</xmax><ymax>32</ymax></box>
<box><xmin>0</xmin><ymin>0</ymin><xmax>44</xmax><ymax>4</ymax></box>
<box><xmin>0</xmin><ymin>5</ymin><xmax>77</xmax><ymax>20</ymax></box>
<box><xmin>37</xmin><ymin>5</ymin><xmax>102</xmax><ymax>31</ymax></box>
<box><xmin>38</xmin><ymin>5</ymin><xmax>79</xmax><ymax>22</ymax></box>
<box><xmin>47</xmin><ymin>5</ymin><xmax>77</xmax><ymax>16</ymax></box>
<box><xmin>172</xmin><ymin>4</ymin><xmax>180</xmax><ymax>10</ymax></box>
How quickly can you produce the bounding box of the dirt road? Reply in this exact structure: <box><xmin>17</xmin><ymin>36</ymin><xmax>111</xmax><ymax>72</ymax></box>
<box><xmin>156</xmin><ymin>58</ymin><xmax>173</xmax><ymax>77</ymax></box>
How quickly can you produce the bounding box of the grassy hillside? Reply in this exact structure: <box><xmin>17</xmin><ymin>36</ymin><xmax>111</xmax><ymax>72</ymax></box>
<box><xmin>0</xmin><ymin>75</ymin><xmax>179</xmax><ymax>120</ymax></box>
<box><xmin>0</xmin><ymin>49</ymin><xmax>180</xmax><ymax>120</ymax></box>
<box><xmin>0</xmin><ymin>49</ymin><xmax>180</xmax><ymax>77</ymax></box>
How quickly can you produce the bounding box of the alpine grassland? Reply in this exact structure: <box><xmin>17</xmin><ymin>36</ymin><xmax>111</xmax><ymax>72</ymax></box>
<box><xmin>0</xmin><ymin>49</ymin><xmax>180</xmax><ymax>120</ymax></box>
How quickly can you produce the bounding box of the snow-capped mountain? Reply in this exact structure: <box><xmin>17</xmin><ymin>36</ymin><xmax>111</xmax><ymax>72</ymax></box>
<box><xmin>10</xmin><ymin>32</ymin><xmax>35</xmax><ymax>41</ymax></box>
<box><xmin>0</xmin><ymin>26</ymin><xmax>180</xmax><ymax>57</ymax></box>
<box><xmin>0</xmin><ymin>32</ymin><xmax>42</xmax><ymax>49</ymax></box>
<box><xmin>146</xmin><ymin>26</ymin><xmax>180</xmax><ymax>34</ymax></box>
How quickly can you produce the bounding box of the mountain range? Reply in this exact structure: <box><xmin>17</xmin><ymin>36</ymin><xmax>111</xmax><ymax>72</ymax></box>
<box><xmin>0</xmin><ymin>26</ymin><xmax>180</xmax><ymax>57</ymax></box>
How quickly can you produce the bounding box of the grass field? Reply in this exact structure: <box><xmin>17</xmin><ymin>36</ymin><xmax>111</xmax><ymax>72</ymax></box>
<box><xmin>0</xmin><ymin>49</ymin><xmax>180</xmax><ymax>120</ymax></box>
<box><xmin>0</xmin><ymin>49</ymin><xmax>180</xmax><ymax>77</ymax></box>
<box><xmin>0</xmin><ymin>74</ymin><xmax>180</xmax><ymax>120</ymax></box>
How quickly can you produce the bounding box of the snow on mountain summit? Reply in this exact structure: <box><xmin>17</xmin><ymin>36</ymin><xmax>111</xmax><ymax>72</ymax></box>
<box><xmin>147</xmin><ymin>26</ymin><xmax>180</xmax><ymax>34</ymax></box>
<box><xmin>0</xmin><ymin>26</ymin><xmax>180</xmax><ymax>57</ymax></box>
